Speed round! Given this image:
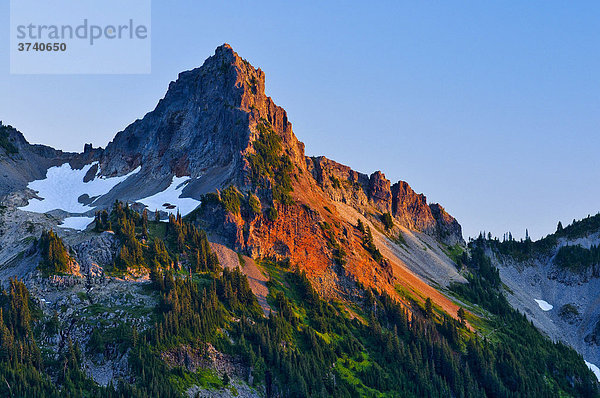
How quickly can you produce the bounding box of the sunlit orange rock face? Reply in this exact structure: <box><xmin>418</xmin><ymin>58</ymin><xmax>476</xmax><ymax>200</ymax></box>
<box><xmin>391</xmin><ymin>181</ymin><xmax>436</xmax><ymax>233</ymax></box>
<box><xmin>183</xmin><ymin>44</ymin><xmax>464</xmax><ymax>315</ymax></box>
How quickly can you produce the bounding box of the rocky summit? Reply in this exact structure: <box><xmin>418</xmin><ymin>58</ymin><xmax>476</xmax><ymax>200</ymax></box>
<box><xmin>0</xmin><ymin>45</ymin><xmax>598</xmax><ymax>397</ymax></box>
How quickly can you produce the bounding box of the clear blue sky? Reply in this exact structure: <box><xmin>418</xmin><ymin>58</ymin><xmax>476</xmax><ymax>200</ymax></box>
<box><xmin>1</xmin><ymin>1</ymin><xmax>599</xmax><ymax>240</ymax></box>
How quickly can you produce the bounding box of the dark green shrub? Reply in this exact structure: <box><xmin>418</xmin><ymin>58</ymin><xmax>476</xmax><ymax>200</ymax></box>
<box><xmin>266</xmin><ymin>206</ymin><xmax>278</xmax><ymax>221</ymax></box>
<box><xmin>329</xmin><ymin>175</ymin><xmax>341</xmax><ymax>189</ymax></box>
<box><xmin>38</xmin><ymin>230</ymin><xmax>71</xmax><ymax>274</ymax></box>
<box><xmin>247</xmin><ymin>122</ymin><xmax>294</xmax><ymax>205</ymax></box>
<box><xmin>381</xmin><ymin>212</ymin><xmax>394</xmax><ymax>230</ymax></box>
<box><xmin>221</xmin><ymin>186</ymin><xmax>242</xmax><ymax>214</ymax></box>
<box><xmin>559</xmin><ymin>304</ymin><xmax>579</xmax><ymax>318</ymax></box>
<box><xmin>555</xmin><ymin>244</ymin><xmax>599</xmax><ymax>273</ymax></box>
<box><xmin>0</xmin><ymin>124</ymin><xmax>18</xmax><ymax>154</ymax></box>
<box><xmin>248</xmin><ymin>193</ymin><xmax>261</xmax><ymax>215</ymax></box>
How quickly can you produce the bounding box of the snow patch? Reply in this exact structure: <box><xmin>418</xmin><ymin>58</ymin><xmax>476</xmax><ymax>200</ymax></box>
<box><xmin>585</xmin><ymin>361</ymin><xmax>600</xmax><ymax>382</ymax></box>
<box><xmin>136</xmin><ymin>176</ymin><xmax>200</xmax><ymax>217</ymax></box>
<box><xmin>534</xmin><ymin>299</ymin><xmax>553</xmax><ymax>311</ymax></box>
<box><xmin>20</xmin><ymin>162</ymin><xmax>140</xmax><ymax>214</ymax></box>
<box><xmin>59</xmin><ymin>217</ymin><xmax>95</xmax><ymax>231</ymax></box>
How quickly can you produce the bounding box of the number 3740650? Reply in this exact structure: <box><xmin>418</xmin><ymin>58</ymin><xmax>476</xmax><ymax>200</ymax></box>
<box><xmin>17</xmin><ymin>42</ymin><xmax>67</xmax><ymax>52</ymax></box>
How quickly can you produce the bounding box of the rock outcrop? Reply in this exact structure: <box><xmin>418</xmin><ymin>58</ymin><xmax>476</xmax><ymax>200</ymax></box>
<box><xmin>0</xmin><ymin>123</ymin><xmax>77</xmax><ymax>196</ymax></box>
<box><xmin>368</xmin><ymin>171</ymin><xmax>393</xmax><ymax>213</ymax></box>
<box><xmin>391</xmin><ymin>181</ymin><xmax>436</xmax><ymax>234</ymax></box>
<box><xmin>430</xmin><ymin>203</ymin><xmax>464</xmax><ymax>246</ymax></box>
<box><xmin>308</xmin><ymin>156</ymin><xmax>370</xmax><ymax>206</ymax></box>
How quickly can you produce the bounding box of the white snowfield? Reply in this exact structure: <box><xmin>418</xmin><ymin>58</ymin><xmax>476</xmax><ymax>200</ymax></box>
<box><xmin>19</xmin><ymin>162</ymin><xmax>201</xmax><ymax>226</ymax></box>
<box><xmin>20</xmin><ymin>162</ymin><xmax>140</xmax><ymax>214</ymax></box>
<box><xmin>585</xmin><ymin>361</ymin><xmax>600</xmax><ymax>382</ymax></box>
<box><xmin>534</xmin><ymin>299</ymin><xmax>553</xmax><ymax>311</ymax></box>
<box><xmin>59</xmin><ymin>216</ymin><xmax>95</xmax><ymax>231</ymax></box>
<box><xmin>137</xmin><ymin>176</ymin><xmax>201</xmax><ymax>217</ymax></box>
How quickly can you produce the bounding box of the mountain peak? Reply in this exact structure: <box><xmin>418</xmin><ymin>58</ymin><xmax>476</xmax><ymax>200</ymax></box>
<box><xmin>97</xmin><ymin>44</ymin><xmax>301</xmax><ymax>203</ymax></box>
<box><xmin>213</xmin><ymin>42</ymin><xmax>236</xmax><ymax>58</ymax></box>
<box><xmin>217</xmin><ymin>42</ymin><xmax>234</xmax><ymax>51</ymax></box>
<box><xmin>192</xmin><ymin>43</ymin><xmax>265</xmax><ymax>94</ymax></box>
<box><xmin>167</xmin><ymin>43</ymin><xmax>266</xmax><ymax>109</ymax></box>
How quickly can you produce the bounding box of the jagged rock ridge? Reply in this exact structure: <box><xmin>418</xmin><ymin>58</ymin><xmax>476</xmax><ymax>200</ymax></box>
<box><xmin>309</xmin><ymin>156</ymin><xmax>463</xmax><ymax>246</ymax></box>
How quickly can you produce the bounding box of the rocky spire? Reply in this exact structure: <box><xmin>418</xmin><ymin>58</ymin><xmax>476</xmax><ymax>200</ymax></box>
<box><xmin>99</xmin><ymin>44</ymin><xmax>304</xmax><ymax>190</ymax></box>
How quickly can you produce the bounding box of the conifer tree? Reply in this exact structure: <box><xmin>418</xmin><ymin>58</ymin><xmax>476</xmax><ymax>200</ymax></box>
<box><xmin>458</xmin><ymin>307</ymin><xmax>466</xmax><ymax>327</ymax></box>
<box><xmin>425</xmin><ymin>297</ymin><xmax>433</xmax><ymax>319</ymax></box>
